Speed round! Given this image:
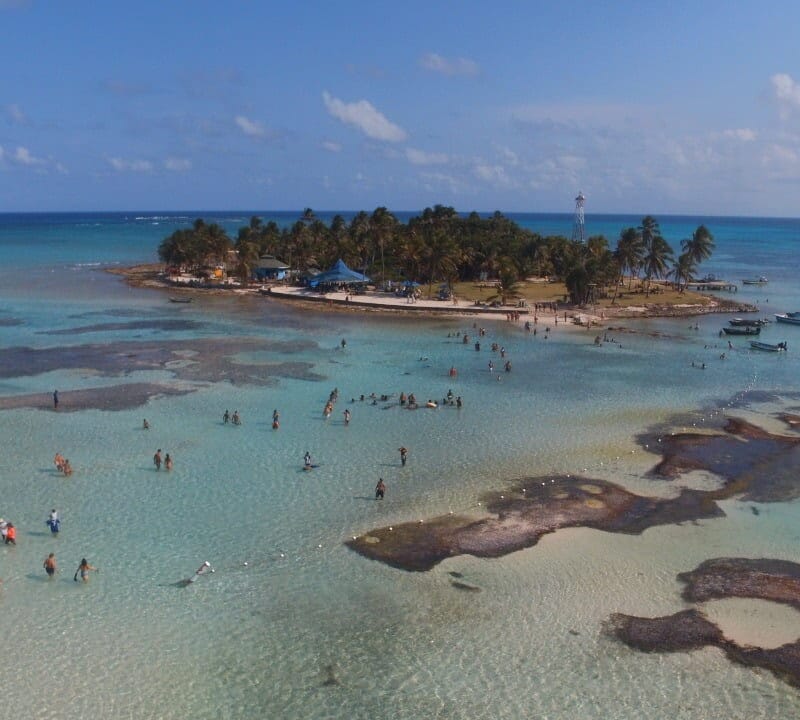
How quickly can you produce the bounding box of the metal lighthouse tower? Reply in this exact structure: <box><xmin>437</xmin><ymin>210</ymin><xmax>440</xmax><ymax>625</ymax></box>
<box><xmin>571</xmin><ymin>191</ymin><xmax>586</xmax><ymax>243</ymax></box>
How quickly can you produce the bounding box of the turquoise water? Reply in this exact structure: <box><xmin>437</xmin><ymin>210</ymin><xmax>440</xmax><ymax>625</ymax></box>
<box><xmin>0</xmin><ymin>213</ymin><xmax>799</xmax><ymax>718</ymax></box>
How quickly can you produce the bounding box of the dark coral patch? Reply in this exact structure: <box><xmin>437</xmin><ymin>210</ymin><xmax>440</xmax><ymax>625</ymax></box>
<box><xmin>604</xmin><ymin>609</ymin><xmax>723</xmax><ymax>653</ymax></box>
<box><xmin>678</xmin><ymin>557</ymin><xmax>800</xmax><ymax>610</ymax></box>
<box><xmin>347</xmin><ymin>477</ymin><xmax>725</xmax><ymax>572</ymax></box>
<box><xmin>0</xmin><ymin>383</ymin><xmax>193</xmax><ymax>412</ymax></box>
<box><xmin>646</xmin><ymin>418</ymin><xmax>800</xmax><ymax>503</ymax></box>
<box><xmin>0</xmin><ymin>337</ymin><xmax>322</xmax><ymax>386</ymax></box>
<box><xmin>606</xmin><ymin>557</ymin><xmax>800</xmax><ymax>689</ymax></box>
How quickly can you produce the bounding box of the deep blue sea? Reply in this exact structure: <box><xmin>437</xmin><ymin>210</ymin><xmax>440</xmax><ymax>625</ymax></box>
<box><xmin>0</xmin><ymin>211</ymin><xmax>799</xmax><ymax>719</ymax></box>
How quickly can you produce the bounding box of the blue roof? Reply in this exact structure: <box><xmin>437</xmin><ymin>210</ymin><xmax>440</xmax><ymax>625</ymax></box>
<box><xmin>309</xmin><ymin>259</ymin><xmax>370</xmax><ymax>286</ymax></box>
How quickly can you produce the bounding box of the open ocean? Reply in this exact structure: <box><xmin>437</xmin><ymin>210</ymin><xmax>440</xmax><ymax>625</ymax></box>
<box><xmin>0</xmin><ymin>211</ymin><xmax>799</xmax><ymax>719</ymax></box>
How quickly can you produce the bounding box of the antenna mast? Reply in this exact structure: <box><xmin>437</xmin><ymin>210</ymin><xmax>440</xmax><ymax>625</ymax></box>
<box><xmin>572</xmin><ymin>191</ymin><xmax>585</xmax><ymax>243</ymax></box>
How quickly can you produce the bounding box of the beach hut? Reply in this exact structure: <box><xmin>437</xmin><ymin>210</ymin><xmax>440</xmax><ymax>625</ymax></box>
<box><xmin>254</xmin><ymin>255</ymin><xmax>290</xmax><ymax>281</ymax></box>
<box><xmin>308</xmin><ymin>259</ymin><xmax>370</xmax><ymax>289</ymax></box>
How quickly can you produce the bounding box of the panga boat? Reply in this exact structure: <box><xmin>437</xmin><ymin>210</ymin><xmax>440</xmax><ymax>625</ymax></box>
<box><xmin>722</xmin><ymin>326</ymin><xmax>761</xmax><ymax>336</ymax></box>
<box><xmin>742</xmin><ymin>276</ymin><xmax>768</xmax><ymax>285</ymax></box>
<box><xmin>750</xmin><ymin>340</ymin><xmax>787</xmax><ymax>352</ymax></box>
<box><xmin>729</xmin><ymin>317</ymin><xmax>769</xmax><ymax>327</ymax></box>
<box><xmin>169</xmin><ymin>296</ymin><xmax>193</xmax><ymax>303</ymax></box>
<box><xmin>775</xmin><ymin>313</ymin><xmax>800</xmax><ymax>325</ymax></box>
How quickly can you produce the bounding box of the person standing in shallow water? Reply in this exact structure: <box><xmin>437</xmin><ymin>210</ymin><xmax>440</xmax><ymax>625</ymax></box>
<box><xmin>153</xmin><ymin>449</ymin><xmax>162</xmax><ymax>471</ymax></box>
<box><xmin>74</xmin><ymin>558</ymin><xmax>98</xmax><ymax>582</ymax></box>
<box><xmin>43</xmin><ymin>553</ymin><xmax>57</xmax><ymax>578</ymax></box>
<box><xmin>375</xmin><ymin>478</ymin><xmax>386</xmax><ymax>499</ymax></box>
<box><xmin>398</xmin><ymin>446</ymin><xmax>408</xmax><ymax>466</ymax></box>
<box><xmin>53</xmin><ymin>390</ymin><xmax>58</xmax><ymax>410</ymax></box>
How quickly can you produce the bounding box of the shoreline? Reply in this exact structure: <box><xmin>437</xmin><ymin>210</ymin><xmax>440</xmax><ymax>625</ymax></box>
<box><xmin>108</xmin><ymin>263</ymin><xmax>759</xmax><ymax>323</ymax></box>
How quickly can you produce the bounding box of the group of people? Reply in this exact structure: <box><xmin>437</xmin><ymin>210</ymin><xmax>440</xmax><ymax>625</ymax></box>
<box><xmin>323</xmin><ymin>388</ymin><xmax>339</xmax><ymax>420</ymax></box>
<box><xmin>41</xmin><ymin>553</ymin><xmax>98</xmax><ymax>582</ymax></box>
<box><xmin>53</xmin><ymin>453</ymin><xmax>72</xmax><ymax>476</ymax></box>
<box><xmin>0</xmin><ymin>518</ymin><xmax>16</xmax><ymax>545</ymax></box>
<box><xmin>153</xmin><ymin>449</ymin><xmax>173</xmax><ymax>471</ymax></box>
<box><xmin>222</xmin><ymin>409</ymin><xmax>241</xmax><ymax>425</ymax></box>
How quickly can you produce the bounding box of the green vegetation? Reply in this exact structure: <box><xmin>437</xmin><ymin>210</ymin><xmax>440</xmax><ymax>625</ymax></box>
<box><xmin>157</xmin><ymin>207</ymin><xmax>714</xmax><ymax>304</ymax></box>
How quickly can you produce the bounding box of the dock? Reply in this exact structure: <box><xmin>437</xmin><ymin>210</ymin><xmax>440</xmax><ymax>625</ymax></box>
<box><xmin>685</xmin><ymin>280</ymin><xmax>737</xmax><ymax>293</ymax></box>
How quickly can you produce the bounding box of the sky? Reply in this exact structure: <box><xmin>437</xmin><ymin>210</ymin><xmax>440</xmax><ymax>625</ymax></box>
<box><xmin>2</xmin><ymin>0</ymin><xmax>800</xmax><ymax>216</ymax></box>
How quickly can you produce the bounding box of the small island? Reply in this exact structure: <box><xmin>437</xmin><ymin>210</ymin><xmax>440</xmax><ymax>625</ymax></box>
<box><xmin>115</xmin><ymin>207</ymin><xmax>755</xmax><ymax>320</ymax></box>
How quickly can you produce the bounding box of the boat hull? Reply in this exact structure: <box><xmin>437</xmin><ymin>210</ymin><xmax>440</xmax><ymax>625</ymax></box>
<box><xmin>722</xmin><ymin>326</ymin><xmax>761</xmax><ymax>336</ymax></box>
<box><xmin>775</xmin><ymin>314</ymin><xmax>800</xmax><ymax>325</ymax></box>
<box><xmin>750</xmin><ymin>341</ymin><xmax>786</xmax><ymax>352</ymax></box>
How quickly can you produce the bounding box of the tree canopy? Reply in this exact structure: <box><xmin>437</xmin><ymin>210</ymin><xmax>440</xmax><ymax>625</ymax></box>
<box><xmin>158</xmin><ymin>209</ymin><xmax>714</xmax><ymax>304</ymax></box>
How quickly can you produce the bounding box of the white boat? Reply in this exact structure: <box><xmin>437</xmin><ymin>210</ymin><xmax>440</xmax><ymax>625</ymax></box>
<box><xmin>742</xmin><ymin>276</ymin><xmax>768</xmax><ymax>285</ymax></box>
<box><xmin>750</xmin><ymin>340</ymin><xmax>787</xmax><ymax>352</ymax></box>
<box><xmin>775</xmin><ymin>313</ymin><xmax>800</xmax><ymax>325</ymax></box>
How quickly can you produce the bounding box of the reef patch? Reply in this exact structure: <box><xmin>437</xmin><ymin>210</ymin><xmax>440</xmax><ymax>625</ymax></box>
<box><xmin>605</xmin><ymin>557</ymin><xmax>800</xmax><ymax>689</ymax></box>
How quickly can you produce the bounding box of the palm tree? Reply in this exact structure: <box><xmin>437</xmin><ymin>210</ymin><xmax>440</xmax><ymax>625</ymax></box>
<box><xmin>370</xmin><ymin>206</ymin><xmax>398</xmax><ymax>284</ymax></box>
<box><xmin>235</xmin><ymin>241</ymin><xmax>261</xmax><ymax>286</ymax></box>
<box><xmin>670</xmin><ymin>252</ymin><xmax>696</xmax><ymax>293</ymax></box>
<box><xmin>642</xmin><ymin>235</ymin><xmax>674</xmax><ymax>297</ymax></box>
<box><xmin>487</xmin><ymin>258</ymin><xmax>522</xmax><ymax>305</ymax></box>
<box><xmin>615</xmin><ymin>227</ymin><xmax>644</xmax><ymax>288</ymax></box>
<box><xmin>681</xmin><ymin>225</ymin><xmax>715</xmax><ymax>266</ymax></box>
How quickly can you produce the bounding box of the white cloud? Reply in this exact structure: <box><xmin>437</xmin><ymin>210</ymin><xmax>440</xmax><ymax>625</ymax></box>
<box><xmin>235</xmin><ymin>115</ymin><xmax>266</xmax><ymax>138</ymax></box>
<box><xmin>322</xmin><ymin>140</ymin><xmax>341</xmax><ymax>153</ymax></box>
<box><xmin>405</xmin><ymin>147</ymin><xmax>448</xmax><ymax>165</ymax></box>
<box><xmin>473</xmin><ymin>163</ymin><xmax>512</xmax><ymax>186</ymax></box>
<box><xmin>164</xmin><ymin>157</ymin><xmax>192</xmax><ymax>171</ymax></box>
<box><xmin>772</xmin><ymin>73</ymin><xmax>800</xmax><ymax>108</ymax></box>
<box><xmin>322</xmin><ymin>91</ymin><xmax>407</xmax><ymax>142</ymax></box>
<box><xmin>419</xmin><ymin>53</ymin><xmax>479</xmax><ymax>77</ymax></box>
<box><xmin>108</xmin><ymin>157</ymin><xmax>153</xmax><ymax>172</ymax></box>
<box><xmin>12</xmin><ymin>146</ymin><xmax>44</xmax><ymax>166</ymax></box>
<box><xmin>722</xmin><ymin>128</ymin><xmax>757</xmax><ymax>141</ymax></box>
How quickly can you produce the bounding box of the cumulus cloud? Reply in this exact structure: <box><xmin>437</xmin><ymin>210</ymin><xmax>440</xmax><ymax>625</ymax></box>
<box><xmin>12</xmin><ymin>146</ymin><xmax>44</xmax><ymax>166</ymax></box>
<box><xmin>772</xmin><ymin>73</ymin><xmax>800</xmax><ymax>109</ymax></box>
<box><xmin>322</xmin><ymin>91</ymin><xmax>407</xmax><ymax>142</ymax></box>
<box><xmin>473</xmin><ymin>163</ymin><xmax>512</xmax><ymax>186</ymax></box>
<box><xmin>722</xmin><ymin>128</ymin><xmax>757</xmax><ymax>141</ymax></box>
<box><xmin>322</xmin><ymin>140</ymin><xmax>341</xmax><ymax>153</ymax></box>
<box><xmin>108</xmin><ymin>157</ymin><xmax>153</xmax><ymax>172</ymax></box>
<box><xmin>0</xmin><ymin>144</ymin><xmax>64</xmax><ymax>173</ymax></box>
<box><xmin>164</xmin><ymin>157</ymin><xmax>192</xmax><ymax>171</ymax></box>
<box><xmin>419</xmin><ymin>53</ymin><xmax>479</xmax><ymax>77</ymax></box>
<box><xmin>405</xmin><ymin>147</ymin><xmax>448</xmax><ymax>165</ymax></box>
<box><xmin>235</xmin><ymin>115</ymin><xmax>266</xmax><ymax>138</ymax></box>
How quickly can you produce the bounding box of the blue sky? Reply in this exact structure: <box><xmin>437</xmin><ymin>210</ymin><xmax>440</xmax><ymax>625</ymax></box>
<box><xmin>2</xmin><ymin>1</ymin><xmax>800</xmax><ymax>215</ymax></box>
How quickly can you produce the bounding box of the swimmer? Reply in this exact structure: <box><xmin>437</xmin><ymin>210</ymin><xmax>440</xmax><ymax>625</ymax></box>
<box><xmin>143</xmin><ymin>419</ymin><xmax>150</xmax><ymax>430</ymax></box>
<box><xmin>164</xmin><ymin>453</ymin><xmax>173</xmax><ymax>471</ymax></box>
<box><xmin>54</xmin><ymin>453</ymin><xmax>65</xmax><ymax>473</ymax></box>
<box><xmin>43</xmin><ymin>553</ymin><xmax>57</xmax><ymax>578</ymax></box>
<box><xmin>232</xmin><ymin>411</ymin><xmax>241</xmax><ymax>425</ymax></box>
<box><xmin>185</xmin><ymin>561</ymin><xmax>213</xmax><ymax>585</ymax></box>
<box><xmin>398</xmin><ymin>446</ymin><xmax>408</xmax><ymax>466</ymax></box>
<box><xmin>223</xmin><ymin>409</ymin><xmax>230</xmax><ymax>424</ymax></box>
<box><xmin>343</xmin><ymin>409</ymin><xmax>351</xmax><ymax>425</ymax></box>
<box><xmin>74</xmin><ymin>558</ymin><xmax>98</xmax><ymax>582</ymax></box>
<box><xmin>4</xmin><ymin>523</ymin><xmax>16</xmax><ymax>545</ymax></box>
<box><xmin>153</xmin><ymin>449</ymin><xmax>162</xmax><ymax>471</ymax></box>
<box><xmin>375</xmin><ymin>478</ymin><xmax>386</xmax><ymax>500</ymax></box>
<box><xmin>62</xmin><ymin>459</ymin><xmax>73</xmax><ymax>476</ymax></box>
<box><xmin>272</xmin><ymin>409</ymin><xmax>280</xmax><ymax>423</ymax></box>
<box><xmin>341</xmin><ymin>338</ymin><xmax>347</xmax><ymax>349</ymax></box>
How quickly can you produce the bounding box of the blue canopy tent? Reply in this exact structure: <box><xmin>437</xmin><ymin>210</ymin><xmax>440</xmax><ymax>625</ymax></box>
<box><xmin>309</xmin><ymin>259</ymin><xmax>370</xmax><ymax>288</ymax></box>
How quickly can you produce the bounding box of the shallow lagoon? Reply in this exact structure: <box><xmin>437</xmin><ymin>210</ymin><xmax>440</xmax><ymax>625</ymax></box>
<box><xmin>0</xmin><ymin>214</ymin><xmax>799</xmax><ymax>718</ymax></box>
